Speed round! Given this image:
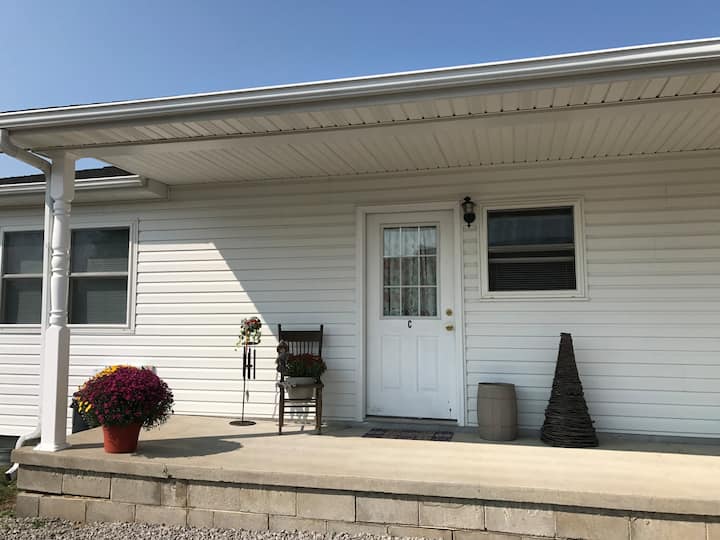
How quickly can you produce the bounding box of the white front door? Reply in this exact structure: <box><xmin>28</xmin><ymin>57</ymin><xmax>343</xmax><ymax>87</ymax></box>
<box><xmin>366</xmin><ymin>210</ymin><xmax>458</xmax><ymax>420</ymax></box>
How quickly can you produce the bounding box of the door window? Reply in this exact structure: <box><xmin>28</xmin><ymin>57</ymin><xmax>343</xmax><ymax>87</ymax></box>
<box><xmin>382</xmin><ymin>226</ymin><xmax>437</xmax><ymax>317</ymax></box>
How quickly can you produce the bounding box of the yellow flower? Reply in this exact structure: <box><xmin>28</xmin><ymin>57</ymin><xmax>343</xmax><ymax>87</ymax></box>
<box><xmin>93</xmin><ymin>364</ymin><xmax>134</xmax><ymax>380</ymax></box>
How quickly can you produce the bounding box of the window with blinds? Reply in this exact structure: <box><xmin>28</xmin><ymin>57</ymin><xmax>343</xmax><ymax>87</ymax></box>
<box><xmin>486</xmin><ymin>206</ymin><xmax>577</xmax><ymax>292</ymax></box>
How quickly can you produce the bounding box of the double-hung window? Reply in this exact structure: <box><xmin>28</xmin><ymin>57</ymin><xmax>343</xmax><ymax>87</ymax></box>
<box><xmin>69</xmin><ymin>228</ymin><xmax>131</xmax><ymax>325</ymax></box>
<box><xmin>0</xmin><ymin>231</ymin><xmax>44</xmax><ymax>324</ymax></box>
<box><xmin>0</xmin><ymin>226</ymin><xmax>133</xmax><ymax>327</ymax></box>
<box><xmin>480</xmin><ymin>201</ymin><xmax>586</xmax><ymax>298</ymax></box>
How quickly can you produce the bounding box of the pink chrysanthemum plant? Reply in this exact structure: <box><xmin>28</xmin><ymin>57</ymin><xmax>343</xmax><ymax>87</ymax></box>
<box><xmin>71</xmin><ymin>365</ymin><xmax>174</xmax><ymax>429</ymax></box>
<box><xmin>237</xmin><ymin>316</ymin><xmax>262</xmax><ymax>346</ymax></box>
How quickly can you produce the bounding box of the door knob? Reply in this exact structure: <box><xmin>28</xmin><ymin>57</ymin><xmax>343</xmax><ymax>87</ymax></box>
<box><xmin>445</xmin><ymin>324</ymin><xmax>455</xmax><ymax>331</ymax></box>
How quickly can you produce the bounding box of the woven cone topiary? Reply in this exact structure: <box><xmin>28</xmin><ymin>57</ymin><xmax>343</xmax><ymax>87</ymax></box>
<box><xmin>541</xmin><ymin>333</ymin><xmax>598</xmax><ymax>447</ymax></box>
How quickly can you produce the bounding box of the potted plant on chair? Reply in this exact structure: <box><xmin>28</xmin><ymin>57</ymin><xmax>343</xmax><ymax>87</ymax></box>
<box><xmin>284</xmin><ymin>353</ymin><xmax>327</xmax><ymax>399</ymax></box>
<box><xmin>72</xmin><ymin>365</ymin><xmax>174</xmax><ymax>453</ymax></box>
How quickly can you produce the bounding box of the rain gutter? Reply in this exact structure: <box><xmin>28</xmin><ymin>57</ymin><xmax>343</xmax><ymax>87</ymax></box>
<box><xmin>0</xmin><ymin>38</ymin><xmax>719</xmax><ymax>132</ymax></box>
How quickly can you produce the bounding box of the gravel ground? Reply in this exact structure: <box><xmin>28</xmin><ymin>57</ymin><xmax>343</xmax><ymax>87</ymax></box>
<box><xmin>0</xmin><ymin>517</ymin><xmax>419</xmax><ymax>540</ymax></box>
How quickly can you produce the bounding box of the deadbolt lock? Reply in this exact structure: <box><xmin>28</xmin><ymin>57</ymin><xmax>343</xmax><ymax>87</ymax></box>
<box><xmin>445</xmin><ymin>308</ymin><xmax>453</xmax><ymax>316</ymax></box>
<box><xmin>445</xmin><ymin>324</ymin><xmax>455</xmax><ymax>331</ymax></box>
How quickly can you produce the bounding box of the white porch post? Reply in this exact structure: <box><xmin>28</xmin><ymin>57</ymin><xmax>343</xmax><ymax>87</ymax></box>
<box><xmin>35</xmin><ymin>153</ymin><xmax>75</xmax><ymax>452</ymax></box>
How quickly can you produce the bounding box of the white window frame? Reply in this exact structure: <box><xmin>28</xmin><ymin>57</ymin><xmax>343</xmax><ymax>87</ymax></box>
<box><xmin>0</xmin><ymin>226</ymin><xmax>45</xmax><ymax>332</ymax></box>
<box><xmin>0</xmin><ymin>220</ymin><xmax>138</xmax><ymax>334</ymax></box>
<box><xmin>478</xmin><ymin>198</ymin><xmax>587</xmax><ymax>300</ymax></box>
<box><xmin>68</xmin><ymin>221</ymin><xmax>138</xmax><ymax>334</ymax></box>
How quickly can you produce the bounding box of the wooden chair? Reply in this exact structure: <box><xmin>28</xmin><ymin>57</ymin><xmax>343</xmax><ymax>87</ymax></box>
<box><xmin>276</xmin><ymin>324</ymin><xmax>324</xmax><ymax>434</ymax></box>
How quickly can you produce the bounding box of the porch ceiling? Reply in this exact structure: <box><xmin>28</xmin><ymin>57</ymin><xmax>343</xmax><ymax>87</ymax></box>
<box><xmin>4</xmin><ymin>40</ymin><xmax>720</xmax><ymax>185</ymax></box>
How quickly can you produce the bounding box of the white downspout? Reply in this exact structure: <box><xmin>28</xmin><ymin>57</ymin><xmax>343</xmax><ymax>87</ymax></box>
<box><xmin>0</xmin><ymin>129</ymin><xmax>52</xmax><ymax>479</ymax></box>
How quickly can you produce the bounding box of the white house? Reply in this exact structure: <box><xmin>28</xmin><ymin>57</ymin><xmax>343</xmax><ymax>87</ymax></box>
<box><xmin>1</xmin><ymin>39</ymin><xmax>720</xmax><ymax>451</ymax></box>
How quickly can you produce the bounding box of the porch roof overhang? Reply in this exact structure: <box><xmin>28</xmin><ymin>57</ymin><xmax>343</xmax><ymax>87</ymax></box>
<box><xmin>2</xmin><ymin>38</ymin><xmax>720</xmax><ymax>187</ymax></box>
<box><xmin>0</xmin><ymin>166</ymin><xmax>168</xmax><ymax>207</ymax></box>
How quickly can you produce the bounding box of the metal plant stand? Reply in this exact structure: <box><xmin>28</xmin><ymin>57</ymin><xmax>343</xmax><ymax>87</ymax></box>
<box><xmin>230</xmin><ymin>342</ymin><xmax>258</xmax><ymax>427</ymax></box>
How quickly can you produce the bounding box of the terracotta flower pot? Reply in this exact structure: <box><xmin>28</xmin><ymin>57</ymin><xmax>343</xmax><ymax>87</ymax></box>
<box><xmin>102</xmin><ymin>423</ymin><xmax>142</xmax><ymax>453</ymax></box>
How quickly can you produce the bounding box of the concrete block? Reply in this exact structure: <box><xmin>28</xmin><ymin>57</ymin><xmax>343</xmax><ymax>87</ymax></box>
<box><xmin>357</xmin><ymin>494</ymin><xmax>418</xmax><ymax>525</ymax></box>
<box><xmin>420</xmin><ymin>498</ymin><xmax>485</xmax><ymax>530</ymax></box>
<box><xmin>134</xmin><ymin>504</ymin><xmax>187</xmax><ymax>526</ymax></box>
<box><xmin>17</xmin><ymin>466</ymin><xmax>63</xmax><ymax>494</ymax></box>
<box><xmin>214</xmin><ymin>510</ymin><xmax>269</xmax><ymax>531</ymax></box>
<box><xmin>111</xmin><ymin>476</ymin><xmax>161</xmax><ymax>505</ymax></box>
<box><xmin>239</xmin><ymin>486</ymin><xmax>296</xmax><ymax>516</ymax></box>
<box><xmin>454</xmin><ymin>532</ymin><xmax>519</xmax><ymax>540</ymax></box>
<box><xmin>556</xmin><ymin>511</ymin><xmax>629</xmax><ymax>540</ymax></box>
<box><xmin>297</xmin><ymin>489</ymin><xmax>354</xmax><ymax>521</ymax></box>
<box><xmin>63</xmin><ymin>471</ymin><xmax>110</xmax><ymax>499</ymax></box>
<box><xmin>270</xmin><ymin>515</ymin><xmax>327</xmax><ymax>533</ymax></box>
<box><xmin>188</xmin><ymin>509</ymin><xmax>214</xmax><ymax>529</ymax></box>
<box><xmin>15</xmin><ymin>493</ymin><xmax>40</xmax><ymax>518</ymax></box>
<box><xmin>630</xmin><ymin>517</ymin><xmax>706</xmax><ymax>540</ymax></box>
<box><xmin>38</xmin><ymin>495</ymin><xmax>86</xmax><ymax>522</ymax></box>
<box><xmin>485</xmin><ymin>505</ymin><xmax>555</xmax><ymax>537</ymax></box>
<box><xmin>188</xmin><ymin>482</ymin><xmax>296</xmax><ymax>515</ymax></box>
<box><xmin>389</xmin><ymin>525</ymin><xmax>453</xmax><ymax>540</ymax></box>
<box><xmin>86</xmin><ymin>500</ymin><xmax>135</xmax><ymax>523</ymax></box>
<box><xmin>327</xmin><ymin>520</ymin><xmax>389</xmax><ymax>536</ymax></box>
<box><xmin>161</xmin><ymin>480</ymin><xmax>187</xmax><ymax>507</ymax></box>
<box><xmin>188</xmin><ymin>482</ymin><xmax>241</xmax><ymax>511</ymax></box>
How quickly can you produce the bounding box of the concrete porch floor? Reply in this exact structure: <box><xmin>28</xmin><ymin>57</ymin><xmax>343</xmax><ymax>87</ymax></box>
<box><xmin>12</xmin><ymin>415</ymin><xmax>720</xmax><ymax>517</ymax></box>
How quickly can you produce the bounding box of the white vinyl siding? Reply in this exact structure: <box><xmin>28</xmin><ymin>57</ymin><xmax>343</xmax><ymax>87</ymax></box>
<box><xmin>0</xmin><ymin>153</ymin><xmax>718</xmax><ymax>437</ymax></box>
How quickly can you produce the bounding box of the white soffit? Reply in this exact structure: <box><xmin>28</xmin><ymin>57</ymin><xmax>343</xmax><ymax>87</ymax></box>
<box><xmin>2</xmin><ymin>39</ymin><xmax>720</xmax><ymax>184</ymax></box>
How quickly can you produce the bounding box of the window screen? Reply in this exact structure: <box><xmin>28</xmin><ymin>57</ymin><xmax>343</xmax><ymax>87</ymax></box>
<box><xmin>69</xmin><ymin>228</ymin><xmax>130</xmax><ymax>324</ymax></box>
<box><xmin>1</xmin><ymin>231</ymin><xmax>43</xmax><ymax>324</ymax></box>
<box><xmin>487</xmin><ymin>207</ymin><xmax>576</xmax><ymax>292</ymax></box>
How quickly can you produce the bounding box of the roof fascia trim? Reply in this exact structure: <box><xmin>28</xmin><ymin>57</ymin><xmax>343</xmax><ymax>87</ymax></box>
<box><xmin>0</xmin><ymin>175</ymin><xmax>146</xmax><ymax>195</ymax></box>
<box><xmin>1</xmin><ymin>39</ymin><xmax>719</xmax><ymax>131</ymax></box>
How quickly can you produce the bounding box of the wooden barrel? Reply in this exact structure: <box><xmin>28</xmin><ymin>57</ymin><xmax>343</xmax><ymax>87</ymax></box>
<box><xmin>477</xmin><ymin>383</ymin><xmax>518</xmax><ymax>441</ymax></box>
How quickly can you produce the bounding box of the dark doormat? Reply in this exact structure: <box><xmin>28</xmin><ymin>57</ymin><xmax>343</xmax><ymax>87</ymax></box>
<box><xmin>363</xmin><ymin>428</ymin><xmax>454</xmax><ymax>441</ymax></box>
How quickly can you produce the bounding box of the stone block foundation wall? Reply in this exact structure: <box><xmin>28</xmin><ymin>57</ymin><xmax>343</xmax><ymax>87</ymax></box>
<box><xmin>16</xmin><ymin>465</ymin><xmax>720</xmax><ymax>540</ymax></box>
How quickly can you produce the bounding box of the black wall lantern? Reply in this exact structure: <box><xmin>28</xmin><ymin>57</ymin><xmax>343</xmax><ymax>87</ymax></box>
<box><xmin>462</xmin><ymin>196</ymin><xmax>476</xmax><ymax>228</ymax></box>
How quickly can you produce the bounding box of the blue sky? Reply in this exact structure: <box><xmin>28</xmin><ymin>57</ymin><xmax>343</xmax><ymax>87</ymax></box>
<box><xmin>1</xmin><ymin>0</ymin><xmax>718</xmax><ymax>176</ymax></box>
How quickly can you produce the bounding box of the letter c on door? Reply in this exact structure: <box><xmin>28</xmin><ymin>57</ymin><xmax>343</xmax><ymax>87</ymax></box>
<box><xmin>407</xmin><ymin>320</ymin><xmax>413</xmax><ymax>329</ymax></box>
